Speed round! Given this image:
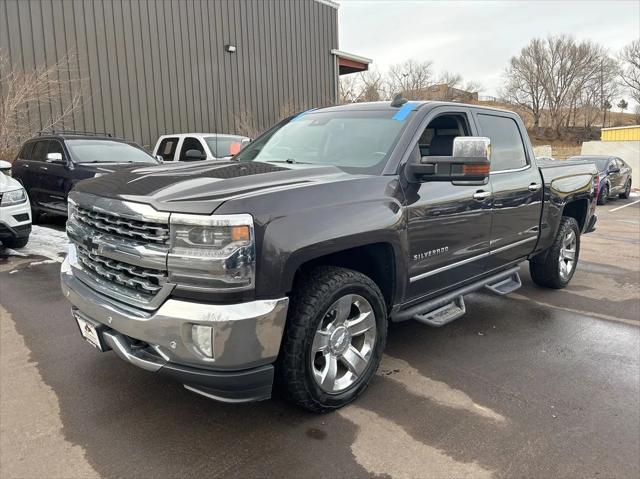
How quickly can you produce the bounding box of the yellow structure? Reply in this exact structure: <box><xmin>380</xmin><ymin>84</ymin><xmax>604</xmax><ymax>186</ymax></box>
<box><xmin>601</xmin><ymin>125</ymin><xmax>640</xmax><ymax>142</ymax></box>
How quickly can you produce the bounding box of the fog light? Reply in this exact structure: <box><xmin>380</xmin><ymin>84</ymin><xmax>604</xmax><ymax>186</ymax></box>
<box><xmin>192</xmin><ymin>325</ymin><xmax>213</xmax><ymax>357</ymax></box>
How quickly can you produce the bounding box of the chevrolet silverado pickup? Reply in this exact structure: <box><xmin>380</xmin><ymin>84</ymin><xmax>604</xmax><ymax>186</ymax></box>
<box><xmin>60</xmin><ymin>100</ymin><xmax>598</xmax><ymax>412</ymax></box>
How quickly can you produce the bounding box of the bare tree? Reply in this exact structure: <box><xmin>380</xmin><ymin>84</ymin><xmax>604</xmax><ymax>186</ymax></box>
<box><xmin>358</xmin><ymin>68</ymin><xmax>384</xmax><ymax>102</ymax></box>
<box><xmin>540</xmin><ymin>36</ymin><xmax>604</xmax><ymax>135</ymax></box>
<box><xmin>386</xmin><ymin>59</ymin><xmax>434</xmax><ymax>100</ymax></box>
<box><xmin>619</xmin><ymin>39</ymin><xmax>640</xmax><ymax>104</ymax></box>
<box><xmin>338</xmin><ymin>74</ymin><xmax>359</xmax><ymax>104</ymax></box>
<box><xmin>0</xmin><ymin>49</ymin><xmax>85</xmax><ymax>160</ymax></box>
<box><xmin>503</xmin><ymin>38</ymin><xmax>547</xmax><ymax>128</ymax></box>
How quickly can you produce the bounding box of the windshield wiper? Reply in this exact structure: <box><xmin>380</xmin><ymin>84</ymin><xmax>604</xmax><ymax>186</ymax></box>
<box><xmin>263</xmin><ymin>159</ymin><xmax>313</xmax><ymax>165</ymax></box>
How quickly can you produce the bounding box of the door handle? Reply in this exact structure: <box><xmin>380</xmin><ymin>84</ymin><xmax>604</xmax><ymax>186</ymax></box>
<box><xmin>473</xmin><ymin>190</ymin><xmax>492</xmax><ymax>201</ymax></box>
<box><xmin>528</xmin><ymin>183</ymin><xmax>542</xmax><ymax>192</ymax></box>
<box><xmin>40</xmin><ymin>166</ymin><xmax>48</xmax><ymax>171</ymax></box>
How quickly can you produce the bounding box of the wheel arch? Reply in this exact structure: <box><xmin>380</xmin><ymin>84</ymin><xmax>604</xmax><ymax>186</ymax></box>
<box><xmin>287</xmin><ymin>242</ymin><xmax>399</xmax><ymax>312</ymax></box>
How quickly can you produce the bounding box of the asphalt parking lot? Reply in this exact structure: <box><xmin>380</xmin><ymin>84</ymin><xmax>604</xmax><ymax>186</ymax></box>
<box><xmin>1</xmin><ymin>198</ymin><xmax>639</xmax><ymax>479</ymax></box>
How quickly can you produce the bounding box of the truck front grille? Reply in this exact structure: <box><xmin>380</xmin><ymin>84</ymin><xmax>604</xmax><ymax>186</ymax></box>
<box><xmin>75</xmin><ymin>205</ymin><xmax>169</xmax><ymax>244</ymax></box>
<box><xmin>76</xmin><ymin>244</ymin><xmax>167</xmax><ymax>296</ymax></box>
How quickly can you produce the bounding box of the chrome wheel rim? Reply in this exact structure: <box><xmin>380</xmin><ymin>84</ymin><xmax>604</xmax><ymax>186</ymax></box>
<box><xmin>559</xmin><ymin>229</ymin><xmax>577</xmax><ymax>281</ymax></box>
<box><xmin>310</xmin><ymin>294</ymin><xmax>377</xmax><ymax>394</ymax></box>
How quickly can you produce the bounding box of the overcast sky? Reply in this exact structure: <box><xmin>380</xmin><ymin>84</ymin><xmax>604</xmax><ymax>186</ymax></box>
<box><xmin>338</xmin><ymin>0</ymin><xmax>640</xmax><ymax>100</ymax></box>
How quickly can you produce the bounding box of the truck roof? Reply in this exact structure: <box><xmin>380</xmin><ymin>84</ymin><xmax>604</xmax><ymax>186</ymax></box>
<box><xmin>318</xmin><ymin>100</ymin><xmax>514</xmax><ymax>115</ymax></box>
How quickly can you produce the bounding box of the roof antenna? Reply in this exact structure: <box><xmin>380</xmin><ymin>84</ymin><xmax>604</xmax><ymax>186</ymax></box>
<box><xmin>390</xmin><ymin>93</ymin><xmax>408</xmax><ymax>108</ymax></box>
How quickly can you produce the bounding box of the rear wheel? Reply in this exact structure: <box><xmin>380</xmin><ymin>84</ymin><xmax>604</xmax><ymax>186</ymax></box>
<box><xmin>619</xmin><ymin>180</ymin><xmax>632</xmax><ymax>199</ymax></box>
<box><xmin>597</xmin><ymin>184</ymin><xmax>609</xmax><ymax>205</ymax></box>
<box><xmin>530</xmin><ymin>216</ymin><xmax>580</xmax><ymax>289</ymax></box>
<box><xmin>276</xmin><ymin>266</ymin><xmax>387</xmax><ymax>413</ymax></box>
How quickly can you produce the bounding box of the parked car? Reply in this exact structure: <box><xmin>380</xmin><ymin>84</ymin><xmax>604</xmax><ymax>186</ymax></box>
<box><xmin>61</xmin><ymin>100</ymin><xmax>598</xmax><ymax>412</ymax></box>
<box><xmin>567</xmin><ymin>155</ymin><xmax>633</xmax><ymax>205</ymax></box>
<box><xmin>153</xmin><ymin>133</ymin><xmax>251</xmax><ymax>162</ymax></box>
<box><xmin>11</xmin><ymin>131</ymin><xmax>160</xmax><ymax>219</ymax></box>
<box><xmin>0</xmin><ymin>160</ymin><xmax>31</xmax><ymax>248</ymax></box>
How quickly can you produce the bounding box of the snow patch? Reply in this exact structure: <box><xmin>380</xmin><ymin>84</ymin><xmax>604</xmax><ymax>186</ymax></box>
<box><xmin>1</xmin><ymin>225</ymin><xmax>69</xmax><ymax>263</ymax></box>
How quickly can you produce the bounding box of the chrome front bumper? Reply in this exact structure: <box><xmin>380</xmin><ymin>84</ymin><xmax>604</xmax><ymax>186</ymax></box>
<box><xmin>61</xmin><ymin>256</ymin><xmax>289</xmax><ymax>372</ymax></box>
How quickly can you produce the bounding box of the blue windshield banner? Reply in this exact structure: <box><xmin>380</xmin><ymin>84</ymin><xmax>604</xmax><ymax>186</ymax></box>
<box><xmin>392</xmin><ymin>102</ymin><xmax>417</xmax><ymax>121</ymax></box>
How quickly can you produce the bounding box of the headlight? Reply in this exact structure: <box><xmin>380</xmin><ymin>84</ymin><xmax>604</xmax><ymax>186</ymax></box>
<box><xmin>168</xmin><ymin>213</ymin><xmax>255</xmax><ymax>291</ymax></box>
<box><xmin>1</xmin><ymin>188</ymin><xmax>27</xmax><ymax>206</ymax></box>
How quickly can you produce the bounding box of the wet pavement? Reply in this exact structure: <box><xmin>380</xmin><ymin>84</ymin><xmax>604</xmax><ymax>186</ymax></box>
<box><xmin>1</xmin><ymin>200</ymin><xmax>639</xmax><ymax>478</ymax></box>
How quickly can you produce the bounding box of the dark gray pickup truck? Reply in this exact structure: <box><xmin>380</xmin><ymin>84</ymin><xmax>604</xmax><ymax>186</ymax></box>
<box><xmin>61</xmin><ymin>100</ymin><xmax>598</xmax><ymax>412</ymax></box>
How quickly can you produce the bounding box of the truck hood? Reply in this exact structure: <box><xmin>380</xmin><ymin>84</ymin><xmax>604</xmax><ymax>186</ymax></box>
<box><xmin>72</xmin><ymin>160</ymin><xmax>355</xmax><ymax>214</ymax></box>
<box><xmin>74</xmin><ymin>161</ymin><xmax>157</xmax><ymax>176</ymax></box>
<box><xmin>0</xmin><ymin>171</ymin><xmax>23</xmax><ymax>193</ymax></box>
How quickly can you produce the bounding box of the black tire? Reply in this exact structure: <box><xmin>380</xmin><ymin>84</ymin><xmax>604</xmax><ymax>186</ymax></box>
<box><xmin>530</xmin><ymin>216</ymin><xmax>580</xmax><ymax>289</ymax></box>
<box><xmin>276</xmin><ymin>266</ymin><xmax>387</xmax><ymax>413</ymax></box>
<box><xmin>619</xmin><ymin>180</ymin><xmax>632</xmax><ymax>199</ymax></box>
<box><xmin>2</xmin><ymin>235</ymin><xmax>29</xmax><ymax>249</ymax></box>
<box><xmin>597</xmin><ymin>184</ymin><xmax>608</xmax><ymax>205</ymax></box>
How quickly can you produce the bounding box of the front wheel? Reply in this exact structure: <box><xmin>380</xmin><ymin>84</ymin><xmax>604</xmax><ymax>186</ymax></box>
<box><xmin>530</xmin><ymin>216</ymin><xmax>580</xmax><ymax>289</ymax></box>
<box><xmin>276</xmin><ymin>266</ymin><xmax>387</xmax><ymax>413</ymax></box>
<box><xmin>619</xmin><ymin>180</ymin><xmax>632</xmax><ymax>199</ymax></box>
<box><xmin>2</xmin><ymin>235</ymin><xmax>29</xmax><ymax>249</ymax></box>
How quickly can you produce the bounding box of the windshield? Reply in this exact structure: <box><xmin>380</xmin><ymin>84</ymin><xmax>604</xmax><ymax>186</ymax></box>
<box><xmin>234</xmin><ymin>110</ymin><xmax>407</xmax><ymax>174</ymax></box>
<box><xmin>204</xmin><ymin>137</ymin><xmax>244</xmax><ymax>158</ymax></box>
<box><xmin>569</xmin><ymin>156</ymin><xmax>610</xmax><ymax>172</ymax></box>
<box><xmin>593</xmin><ymin>158</ymin><xmax>610</xmax><ymax>172</ymax></box>
<box><xmin>67</xmin><ymin>140</ymin><xmax>157</xmax><ymax>164</ymax></box>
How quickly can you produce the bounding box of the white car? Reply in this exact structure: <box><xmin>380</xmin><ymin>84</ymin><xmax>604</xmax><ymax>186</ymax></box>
<box><xmin>153</xmin><ymin>133</ymin><xmax>251</xmax><ymax>162</ymax></box>
<box><xmin>0</xmin><ymin>160</ymin><xmax>31</xmax><ymax>248</ymax></box>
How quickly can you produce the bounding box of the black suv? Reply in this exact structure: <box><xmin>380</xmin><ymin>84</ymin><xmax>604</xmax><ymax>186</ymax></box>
<box><xmin>12</xmin><ymin>131</ymin><xmax>159</xmax><ymax>218</ymax></box>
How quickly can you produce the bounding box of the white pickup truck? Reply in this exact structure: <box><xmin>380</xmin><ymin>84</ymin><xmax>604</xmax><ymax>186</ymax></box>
<box><xmin>153</xmin><ymin>133</ymin><xmax>250</xmax><ymax>162</ymax></box>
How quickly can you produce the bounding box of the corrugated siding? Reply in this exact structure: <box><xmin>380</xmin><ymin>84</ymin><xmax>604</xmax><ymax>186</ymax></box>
<box><xmin>0</xmin><ymin>0</ymin><xmax>338</xmax><ymax>148</ymax></box>
<box><xmin>601</xmin><ymin>126</ymin><xmax>640</xmax><ymax>142</ymax></box>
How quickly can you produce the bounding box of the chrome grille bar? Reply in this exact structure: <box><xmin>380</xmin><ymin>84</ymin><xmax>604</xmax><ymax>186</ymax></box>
<box><xmin>76</xmin><ymin>245</ymin><xmax>167</xmax><ymax>295</ymax></box>
<box><xmin>75</xmin><ymin>206</ymin><xmax>169</xmax><ymax>244</ymax></box>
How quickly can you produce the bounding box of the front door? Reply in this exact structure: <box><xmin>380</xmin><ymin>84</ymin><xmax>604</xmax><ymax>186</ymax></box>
<box><xmin>474</xmin><ymin>111</ymin><xmax>543</xmax><ymax>267</ymax></box>
<box><xmin>404</xmin><ymin>108</ymin><xmax>494</xmax><ymax>302</ymax></box>
<box><xmin>38</xmin><ymin>139</ymin><xmax>72</xmax><ymax>213</ymax></box>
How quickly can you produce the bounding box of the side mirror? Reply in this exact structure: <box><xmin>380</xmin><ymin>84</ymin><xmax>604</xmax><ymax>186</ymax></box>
<box><xmin>241</xmin><ymin>138</ymin><xmax>251</xmax><ymax>148</ymax></box>
<box><xmin>46</xmin><ymin>152</ymin><xmax>65</xmax><ymax>164</ymax></box>
<box><xmin>184</xmin><ymin>149</ymin><xmax>207</xmax><ymax>161</ymax></box>
<box><xmin>0</xmin><ymin>160</ymin><xmax>11</xmax><ymax>173</ymax></box>
<box><xmin>406</xmin><ymin>136</ymin><xmax>491</xmax><ymax>183</ymax></box>
<box><xmin>156</xmin><ymin>155</ymin><xmax>164</xmax><ymax>163</ymax></box>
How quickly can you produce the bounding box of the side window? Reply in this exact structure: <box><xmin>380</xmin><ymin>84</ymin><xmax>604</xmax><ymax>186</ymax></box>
<box><xmin>477</xmin><ymin>114</ymin><xmax>528</xmax><ymax>172</ymax></box>
<box><xmin>180</xmin><ymin>137</ymin><xmax>206</xmax><ymax>161</ymax></box>
<box><xmin>31</xmin><ymin>140</ymin><xmax>49</xmax><ymax>162</ymax></box>
<box><xmin>48</xmin><ymin>140</ymin><xmax>65</xmax><ymax>158</ymax></box>
<box><xmin>417</xmin><ymin>114</ymin><xmax>470</xmax><ymax>157</ymax></box>
<box><xmin>18</xmin><ymin>142</ymin><xmax>34</xmax><ymax>160</ymax></box>
<box><xmin>158</xmin><ymin>137</ymin><xmax>179</xmax><ymax>161</ymax></box>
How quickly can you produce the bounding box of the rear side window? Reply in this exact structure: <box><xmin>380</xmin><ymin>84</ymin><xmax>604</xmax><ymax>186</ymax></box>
<box><xmin>31</xmin><ymin>140</ymin><xmax>49</xmax><ymax>162</ymax></box>
<box><xmin>477</xmin><ymin>114</ymin><xmax>528</xmax><ymax>172</ymax></box>
<box><xmin>180</xmin><ymin>137</ymin><xmax>206</xmax><ymax>161</ymax></box>
<box><xmin>157</xmin><ymin>137</ymin><xmax>179</xmax><ymax>161</ymax></box>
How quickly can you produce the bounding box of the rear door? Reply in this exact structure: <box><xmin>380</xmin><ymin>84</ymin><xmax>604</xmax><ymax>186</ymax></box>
<box><xmin>24</xmin><ymin>140</ymin><xmax>49</xmax><ymax>206</ymax></box>
<box><xmin>474</xmin><ymin>111</ymin><xmax>543</xmax><ymax>267</ymax></box>
<box><xmin>404</xmin><ymin>107</ymin><xmax>494</xmax><ymax>301</ymax></box>
<box><xmin>156</xmin><ymin>137</ymin><xmax>179</xmax><ymax>161</ymax></box>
